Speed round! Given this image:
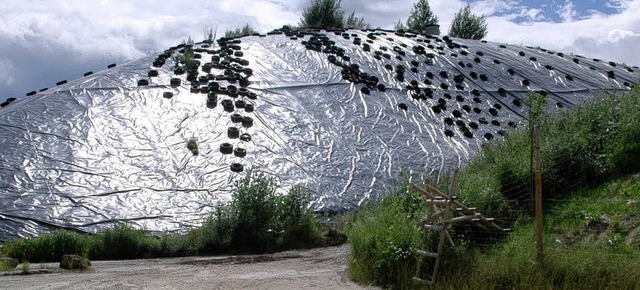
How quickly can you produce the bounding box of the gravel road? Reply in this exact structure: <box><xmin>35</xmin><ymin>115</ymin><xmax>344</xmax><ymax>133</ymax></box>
<box><xmin>0</xmin><ymin>245</ymin><xmax>377</xmax><ymax>290</ymax></box>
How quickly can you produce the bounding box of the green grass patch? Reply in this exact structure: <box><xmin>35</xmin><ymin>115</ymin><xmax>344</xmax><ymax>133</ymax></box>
<box><xmin>0</xmin><ymin>260</ymin><xmax>13</xmax><ymax>272</ymax></box>
<box><xmin>1</xmin><ymin>171</ymin><xmax>329</xmax><ymax>262</ymax></box>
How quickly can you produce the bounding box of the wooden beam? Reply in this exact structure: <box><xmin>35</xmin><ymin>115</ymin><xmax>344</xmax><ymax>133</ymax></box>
<box><xmin>412</xmin><ymin>184</ymin><xmax>439</xmax><ymax>199</ymax></box>
<box><xmin>450</xmin><ymin>213</ymin><xmax>482</xmax><ymax>223</ymax></box>
<box><xmin>422</xmin><ymin>224</ymin><xmax>444</xmax><ymax>231</ymax></box>
<box><xmin>416</xmin><ymin>249</ymin><xmax>439</xmax><ymax>258</ymax></box>
<box><xmin>412</xmin><ymin>277</ymin><xmax>434</xmax><ymax>285</ymax></box>
<box><xmin>424</xmin><ymin>199</ymin><xmax>451</xmax><ymax>205</ymax></box>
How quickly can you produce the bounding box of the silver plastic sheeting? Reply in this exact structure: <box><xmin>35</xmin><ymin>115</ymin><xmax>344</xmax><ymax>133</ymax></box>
<box><xmin>1</xmin><ymin>28</ymin><xmax>638</xmax><ymax>241</ymax></box>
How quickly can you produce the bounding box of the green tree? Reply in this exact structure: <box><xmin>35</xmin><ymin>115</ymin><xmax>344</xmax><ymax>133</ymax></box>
<box><xmin>448</xmin><ymin>5</ymin><xmax>488</xmax><ymax>40</ymax></box>
<box><xmin>394</xmin><ymin>20</ymin><xmax>407</xmax><ymax>31</ymax></box>
<box><xmin>345</xmin><ymin>11</ymin><xmax>371</xmax><ymax>29</ymax></box>
<box><xmin>224</xmin><ymin>24</ymin><xmax>257</xmax><ymax>38</ymax></box>
<box><xmin>299</xmin><ymin>0</ymin><xmax>345</xmax><ymax>28</ymax></box>
<box><xmin>405</xmin><ymin>0</ymin><xmax>439</xmax><ymax>33</ymax></box>
<box><xmin>202</xmin><ymin>24</ymin><xmax>217</xmax><ymax>42</ymax></box>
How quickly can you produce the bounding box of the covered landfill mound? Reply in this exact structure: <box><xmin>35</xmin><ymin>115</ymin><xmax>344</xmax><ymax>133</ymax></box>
<box><xmin>1</xmin><ymin>28</ymin><xmax>638</xmax><ymax>240</ymax></box>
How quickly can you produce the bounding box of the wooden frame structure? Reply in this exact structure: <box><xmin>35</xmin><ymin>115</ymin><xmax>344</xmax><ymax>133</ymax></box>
<box><xmin>412</xmin><ymin>171</ymin><xmax>510</xmax><ymax>286</ymax></box>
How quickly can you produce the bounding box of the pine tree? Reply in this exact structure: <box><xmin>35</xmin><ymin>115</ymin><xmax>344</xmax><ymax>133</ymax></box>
<box><xmin>299</xmin><ymin>0</ymin><xmax>345</xmax><ymax>28</ymax></box>
<box><xmin>405</xmin><ymin>0</ymin><xmax>439</xmax><ymax>33</ymax></box>
<box><xmin>224</xmin><ymin>24</ymin><xmax>257</xmax><ymax>38</ymax></box>
<box><xmin>448</xmin><ymin>5</ymin><xmax>488</xmax><ymax>40</ymax></box>
<box><xmin>345</xmin><ymin>11</ymin><xmax>371</xmax><ymax>29</ymax></box>
<box><xmin>394</xmin><ymin>20</ymin><xmax>407</xmax><ymax>31</ymax></box>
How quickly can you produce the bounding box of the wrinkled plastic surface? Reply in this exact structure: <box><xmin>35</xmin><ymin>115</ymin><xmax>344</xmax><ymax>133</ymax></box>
<box><xmin>1</xmin><ymin>29</ymin><xmax>638</xmax><ymax>241</ymax></box>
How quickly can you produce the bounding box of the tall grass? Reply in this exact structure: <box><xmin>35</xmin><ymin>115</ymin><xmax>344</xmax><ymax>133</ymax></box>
<box><xmin>346</xmin><ymin>178</ymin><xmax>426</xmax><ymax>289</ymax></box>
<box><xmin>457</xmin><ymin>86</ymin><xmax>640</xmax><ymax>221</ymax></box>
<box><xmin>1</xmin><ymin>171</ymin><xmax>324</xmax><ymax>262</ymax></box>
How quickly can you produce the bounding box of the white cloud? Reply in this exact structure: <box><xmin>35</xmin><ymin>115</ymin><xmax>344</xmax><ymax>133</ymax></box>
<box><xmin>558</xmin><ymin>0</ymin><xmax>578</xmax><ymax>22</ymax></box>
<box><xmin>570</xmin><ymin>29</ymin><xmax>640</xmax><ymax>65</ymax></box>
<box><xmin>482</xmin><ymin>0</ymin><xmax>640</xmax><ymax>66</ymax></box>
<box><xmin>470</xmin><ymin>0</ymin><xmax>520</xmax><ymax>16</ymax></box>
<box><xmin>0</xmin><ymin>59</ymin><xmax>15</xmax><ymax>87</ymax></box>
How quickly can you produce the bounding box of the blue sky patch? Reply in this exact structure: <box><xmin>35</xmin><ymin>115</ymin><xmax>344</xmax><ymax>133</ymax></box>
<box><xmin>476</xmin><ymin>0</ymin><xmax>625</xmax><ymax>23</ymax></box>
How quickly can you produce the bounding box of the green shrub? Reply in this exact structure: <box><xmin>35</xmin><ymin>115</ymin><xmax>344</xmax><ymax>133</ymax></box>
<box><xmin>2</xmin><ymin>231</ymin><xmax>90</xmax><ymax>263</ymax></box>
<box><xmin>278</xmin><ymin>185</ymin><xmax>321</xmax><ymax>248</ymax></box>
<box><xmin>346</xmin><ymin>183</ymin><xmax>426</xmax><ymax>289</ymax></box>
<box><xmin>230</xmin><ymin>172</ymin><xmax>280</xmax><ymax>252</ymax></box>
<box><xmin>90</xmin><ymin>224</ymin><xmax>161</xmax><ymax>260</ymax></box>
<box><xmin>187</xmin><ymin>137</ymin><xmax>199</xmax><ymax>155</ymax></box>
<box><xmin>21</xmin><ymin>261</ymin><xmax>29</xmax><ymax>273</ymax></box>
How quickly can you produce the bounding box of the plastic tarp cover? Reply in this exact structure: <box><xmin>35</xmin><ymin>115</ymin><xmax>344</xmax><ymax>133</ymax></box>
<box><xmin>0</xmin><ymin>28</ymin><xmax>638</xmax><ymax>240</ymax></box>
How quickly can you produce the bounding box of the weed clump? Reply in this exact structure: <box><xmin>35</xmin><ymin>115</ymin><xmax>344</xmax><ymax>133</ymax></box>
<box><xmin>187</xmin><ymin>137</ymin><xmax>199</xmax><ymax>155</ymax></box>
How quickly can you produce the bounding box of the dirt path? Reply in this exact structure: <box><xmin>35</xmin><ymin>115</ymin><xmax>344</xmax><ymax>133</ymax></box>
<box><xmin>0</xmin><ymin>245</ymin><xmax>377</xmax><ymax>290</ymax></box>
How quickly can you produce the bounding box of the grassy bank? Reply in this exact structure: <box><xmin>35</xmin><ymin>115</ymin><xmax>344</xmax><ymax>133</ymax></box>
<box><xmin>0</xmin><ymin>172</ymin><xmax>336</xmax><ymax>263</ymax></box>
<box><xmin>347</xmin><ymin>87</ymin><xmax>640</xmax><ymax>289</ymax></box>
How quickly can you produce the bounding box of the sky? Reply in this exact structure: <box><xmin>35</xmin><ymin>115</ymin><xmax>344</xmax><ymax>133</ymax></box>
<box><xmin>0</xmin><ymin>0</ymin><xmax>638</xmax><ymax>99</ymax></box>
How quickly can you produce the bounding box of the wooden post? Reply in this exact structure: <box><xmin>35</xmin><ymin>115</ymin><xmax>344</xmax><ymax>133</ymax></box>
<box><xmin>534</xmin><ymin>125</ymin><xmax>544</xmax><ymax>261</ymax></box>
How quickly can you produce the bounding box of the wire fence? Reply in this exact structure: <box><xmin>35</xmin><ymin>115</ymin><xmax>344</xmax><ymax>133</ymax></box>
<box><xmin>423</xmin><ymin>123</ymin><xmax>640</xmax><ymax>256</ymax></box>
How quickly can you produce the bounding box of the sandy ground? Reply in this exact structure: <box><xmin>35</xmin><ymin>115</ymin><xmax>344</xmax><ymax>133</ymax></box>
<box><xmin>0</xmin><ymin>245</ymin><xmax>378</xmax><ymax>290</ymax></box>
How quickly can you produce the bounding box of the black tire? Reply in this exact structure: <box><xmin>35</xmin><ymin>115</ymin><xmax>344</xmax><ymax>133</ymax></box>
<box><xmin>228</xmin><ymin>127</ymin><xmax>240</xmax><ymax>139</ymax></box>
<box><xmin>230</xmin><ymin>113</ymin><xmax>243</xmax><ymax>123</ymax></box>
<box><xmin>241</xmin><ymin>116</ymin><xmax>253</xmax><ymax>128</ymax></box>
<box><xmin>26</xmin><ymin>91</ymin><xmax>36</xmax><ymax>96</ymax></box>
<box><xmin>235</xmin><ymin>100</ymin><xmax>246</xmax><ymax>109</ymax></box>
<box><xmin>206</xmin><ymin>94</ymin><xmax>217</xmax><ymax>108</ymax></box>
<box><xmin>234</xmin><ymin>147</ymin><xmax>247</xmax><ymax>158</ymax></box>
<box><xmin>56</xmin><ymin>80</ymin><xmax>68</xmax><ymax>86</ymax></box>
<box><xmin>107</xmin><ymin>63</ymin><xmax>117</xmax><ymax>68</ymax></box>
<box><xmin>444</xmin><ymin>129</ymin><xmax>454</xmax><ymax>137</ymax></box>
<box><xmin>220</xmin><ymin>143</ymin><xmax>233</xmax><ymax>154</ymax></box>
<box><xmin>244</xmin><ymin>103</ymin><xmax>254</xmax><ymax>113</ymax></box>
<box><xmin>240</xmin><ymin>133</ymin><xmax>252</xmax><ymax>142</ymax></box>
<box><xmin>84</xmin><ymin>71</ymin><xmax>93</xmax><ymax>77</ymax></box>
<box><xmin>170</xmin><ymin>78</ymin><xmax>181</xmax><ymax>87</ymax></box>
<box><xmin>230</xmin><ymin>163</ymin><xmax>244</xmax><ymax>172</ymax></box>
<box><xmin>163</xmin><ymin>92</ymin><xmax>174</xmax><ymax>99</ymax></box>
<box><xmin>208</xmin><ymin>81</ymin><xmax>220</xmax><ymax>91</ymax></box>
